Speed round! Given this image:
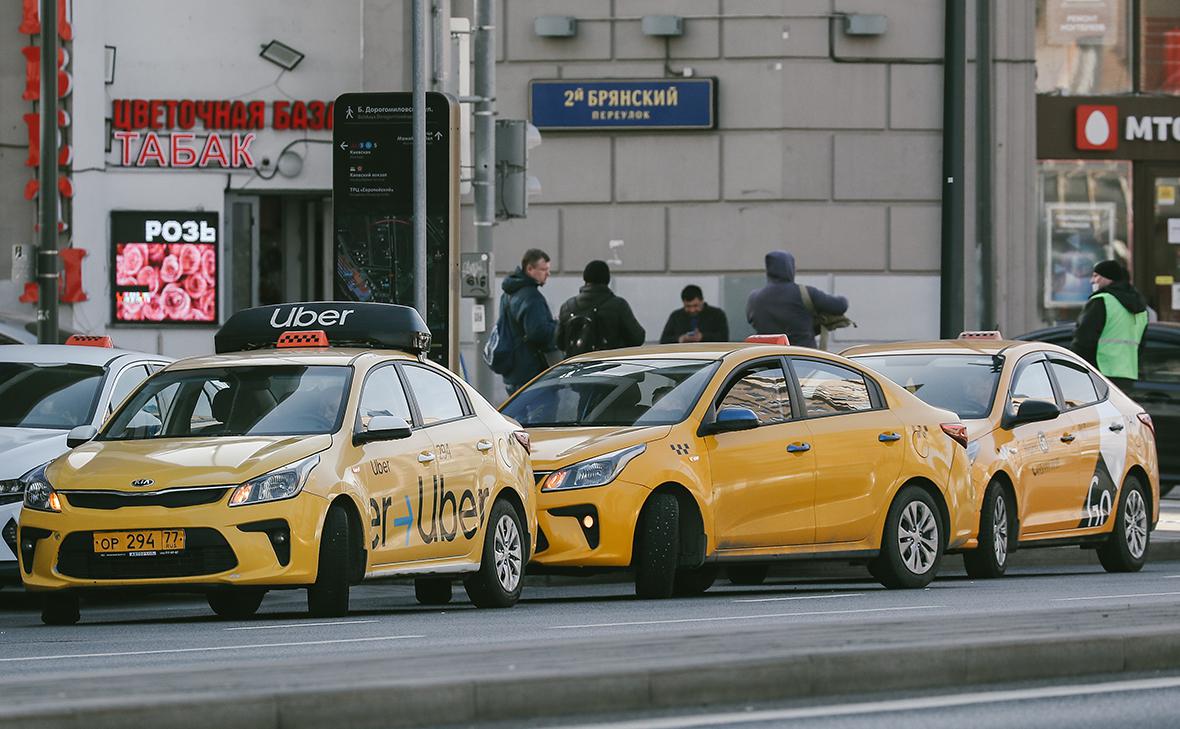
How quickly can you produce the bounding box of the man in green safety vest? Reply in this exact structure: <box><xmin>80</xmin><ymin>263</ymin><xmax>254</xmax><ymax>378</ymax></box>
<box><xmin>1071</xmin><ymin>259</ymin><xmax>1148</xmax><ymax>391</ymax></box>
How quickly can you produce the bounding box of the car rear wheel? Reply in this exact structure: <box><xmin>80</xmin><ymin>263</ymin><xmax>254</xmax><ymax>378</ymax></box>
<box><xmin>1098</xmin><ymin>475</ymin><xmax>1150</xmax><ymax>573</ymax></box>
<box><xmin>307</xmin><ymin>506</ymin><xmax>351</xmax><ymax>617</ymax></box>
<box><xmin>871</xmin><ymin>485</ymin><xmax>943</xmax><ymax>589</ymax></box>
<box><xmin>964</xmin><ymin>483</ymin><xmax>1012</xmax><ymax>579</ymax></box>
<box><xmin>207</xmin><ymin>588</ymin><xmax>266</xmax><ymax>619</ymax></box>
<box><xmin>634</xmin><ymin>492</ymin><xmax>679</xmax><ymax>599</ymax></box>
<box><xmin>41</xmin><ymin>593</ymin><xmax>80</xmax><ymax>626</ymax></box>
<box><xmin>673</xmin><ymin>564</ymin><xmax>718</xmax><ymax>596</ymax></box>
<box><xmin>727</xmin><ymin>564</ymin><xmax>769</xmax><ymax>586</ymax></box>
<box><xmin>415</xmin><ymin>577</ymin><xmax>453</xmax><ymax>605</ymax></box>
<box><xmin>463</xmin><ymin>499</ymin><xmax>525</xmax><ymax>609</ymax></box>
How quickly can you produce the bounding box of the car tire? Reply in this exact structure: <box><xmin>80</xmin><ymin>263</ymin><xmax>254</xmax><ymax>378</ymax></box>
<box><xmin>463</xmin><ymin>499</ymin><xmax>525</xmax><ymax>609</ymax></box>
<box><xmin>1098</xmin><ymin>475</ymin><xmax>1150</xmax><ymax>573</ymax></box>
<box><xmin>870</xmin><ymin>485</ymin><xmax>944</xmax><ymax>589</ymax></box>
<box><xmin>963</xmin><ymin>482</ymin><xmax>1013</xmax><ymax>579</ymax></box>
<box><xmin>726</xmin><ymin>564</ymin><xmax>769</xmax><ymax>586</ymax></box>
<box><xmin>673</xmin><ymin>564</ymin><xmax>718</xmax><ymax>596</ymax></box>
<box><xmin>41</xmin><ymin>593</ymin><xmax>80</xmax><ymax>626</ymax></box>
<box><xmin>207</xmin><ymin>588</ymin><xmax>267</xmax><ymax>619</ymax></box>
<box><xmin>634</xmin><ymin>492</ymin><xmax>679</xmax><ymax>599</ymax></box>
<box><xmin>415</xmin><ymin>577</ymin><xmax>453</xmax><ymax>605</ymax></box>
<box><xmin>307</xmin><ymin>506</ymin><xmax>352</xmax><ymax>618</ymax></box>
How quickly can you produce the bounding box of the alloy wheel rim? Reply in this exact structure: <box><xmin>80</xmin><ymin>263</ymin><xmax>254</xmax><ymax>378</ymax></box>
<box><xmin>1125</xmin><ymin>489</ymin><xmax>1148</xmax><ymax>559</ymax></box>
<box><xmin>898</xmin><ymin>501</ymin><xmax>939</xmax><ymax>575</ymax></box>
<box><xmin>993</xmin><ymin>494</ymin><xmax>1009</xmax><ymax>566</ymax></box>
<box><xmin>493</xmin><ymin>514</ymin><xmax>523</xmax><ymax>592</ymax></box>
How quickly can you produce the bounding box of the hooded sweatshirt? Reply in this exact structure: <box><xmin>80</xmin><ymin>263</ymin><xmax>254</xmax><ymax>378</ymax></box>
<box><xmin>556</xmin><ymin>283</ymin><xmax>646</xmax><ymax>355</ymax></box>
<box><xmin>1071</xmin><ymin>280</ymin><xmax>1148</xmax><ymax>371</ymax></box>
<box><xmin>745</xmin><ymin>251</ymin><xmax>849</xmax><ymax>349</ymax></box>
<box><xmin>499</xmin><ymin>268</ymin><xmax>557</xmax><ymax>388</ymax></box>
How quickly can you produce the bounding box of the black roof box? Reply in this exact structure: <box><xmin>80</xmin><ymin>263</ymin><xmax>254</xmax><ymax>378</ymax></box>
<box><xmin>215</xmin><ymin>302</ymin><xmax>431</xmax><ymax>355</ymax></box>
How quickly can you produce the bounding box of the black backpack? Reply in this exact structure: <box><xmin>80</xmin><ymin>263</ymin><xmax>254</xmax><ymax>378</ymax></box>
<box><xmin>563</xmin><ymin>306</ymin><xmax>605</xmax><ymax>356</ymax></box>
<box><xmin>483</xmin><ymin>294</ymin><xmax>521</xmax><ymax>375</ymax></box>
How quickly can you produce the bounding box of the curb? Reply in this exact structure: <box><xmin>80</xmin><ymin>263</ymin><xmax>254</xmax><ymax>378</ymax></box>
<box><xmin>6</xmin><ymin>625</ymin><xmax>1180</xmax><ymax>729</ymax></box>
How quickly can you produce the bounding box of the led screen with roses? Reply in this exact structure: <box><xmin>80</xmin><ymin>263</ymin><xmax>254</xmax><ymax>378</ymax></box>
<box><xmin>111</xmin><ymin>212</ymin><xmax>218</xmax><ymax>325</ymax></box>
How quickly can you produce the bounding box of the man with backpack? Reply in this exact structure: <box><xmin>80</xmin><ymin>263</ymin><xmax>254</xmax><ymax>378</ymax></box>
<box><xmin>556</xmin><ymin>260</ymin><xmax>646</xmax><ymax>357</ymax></box>
<box><xmin>484</xmin><ymin>248</ymin><xmax>558</xmax><ymax>394</ymax></box>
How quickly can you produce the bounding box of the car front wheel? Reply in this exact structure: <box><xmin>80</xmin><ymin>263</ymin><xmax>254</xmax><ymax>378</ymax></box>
<box><xmin>1098</xmin><ymin>475</ymin><xmax>1150</xmax><ymax>573</ymax></box>
<box><xmin>307</xmin><ymin>506</ymin><xmax>352</xmax><ymax>617</ymax></box>
<box><xmin>871</xmin><ymin>485</ymin><xmax>943</xmax><ymax>589</ymax></box>
<box><xmin>634</xmin><ymin>492</ymin><xmax>679</xmax><ymax>599</ymax></box>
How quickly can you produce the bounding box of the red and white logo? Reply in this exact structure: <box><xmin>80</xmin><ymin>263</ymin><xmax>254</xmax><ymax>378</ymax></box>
<box><xmin>1076</xmin><ymin>105</ymin><xmax>1118</xmax><ymax>151</ymax></box>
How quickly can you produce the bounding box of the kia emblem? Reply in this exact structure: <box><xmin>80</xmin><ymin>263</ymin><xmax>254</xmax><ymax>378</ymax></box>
<box><xmin>131</xmin><ymin>479</ymin><xmax>155</xmax><ymax>488</ymax></box>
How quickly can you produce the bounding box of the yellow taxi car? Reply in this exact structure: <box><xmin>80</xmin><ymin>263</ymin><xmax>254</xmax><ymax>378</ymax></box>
<box><xmin>19</xmin><ymin>302</ymin><xmax>534</xmax><ymax>625</ymax></box>
<box><xmin>500</xmin><ymin>337</ymin><xmax>976</xmax><ymax>597</ymax></box>
<box><xmin>844</xmin><ymin>333</ymin><xmax>1159</xmax><ymax>578</ymax></box>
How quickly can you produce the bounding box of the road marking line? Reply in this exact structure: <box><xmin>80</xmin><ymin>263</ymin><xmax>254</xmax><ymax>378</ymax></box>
<box><xmin>1161</xmin><ymin>575</ymin><xmax>1180</xmax><ymax>579</ymax></box>
<box><xmin>1054</xmin><ymin>591</ymin><xmax>1180</xmax><ymax>602</ymax></box>
<box><xmin>224</xmin><ymin>619</ymin><xmax>379</xmax><ymax>631</ymax></box>
<box><xmin>545</xmin><ymin>675</ymin><xmax>1180</xmax><ymax>729</ymax></box>
<box><xmin>733</xmin><ymin>593</ymin><xmax>863</xmax><ymax>604</ymax></box>
<box><xmin>0</xmin><ymin>635</ymin><xmax>424</xmax><ymax>663</ymax></box>
<box><xmin>551</xmin><ymin>605</ymin><xmax>941</xmax><ymax>630</ymax></box>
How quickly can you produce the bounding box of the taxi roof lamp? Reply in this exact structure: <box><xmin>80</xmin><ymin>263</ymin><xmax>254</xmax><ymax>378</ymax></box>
<box><xmin>745</xmin><ymin>334</ymin><xmax>790</xmax><ymax>346</ymax></box>
<box><xmin>277</xmin><ymin>330</ymin><xmax>330</xmax><ymax>348</ymax></box>
<box><xmin>214</xmin><ymin>302</ymin><xmax>431</xmax><ymax>355</ymax></box>
<box><xmin>958</xmin><ymin>330</ymin><xmax>1003</xmax><ymax>340</ymax></box>
<box><xmin>65</xmin><ymin>334</ymin><xmax>114</xmax><ymax>348</ymax></box>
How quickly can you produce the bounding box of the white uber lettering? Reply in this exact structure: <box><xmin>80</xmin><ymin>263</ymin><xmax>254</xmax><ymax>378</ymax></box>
<box><xmin>293</xmin><ymin>308</ymin><xmax>319</xmax><ymax>327</ymax></box>
<box><xmin>318</xmin><ymin>310</ymin><xmax>340</xmax><ymax>326</ymax></box>
<box><xmin>338</xmin><ymin>309</ymin><xmax>354</xmax><ymax>325</ymax></box>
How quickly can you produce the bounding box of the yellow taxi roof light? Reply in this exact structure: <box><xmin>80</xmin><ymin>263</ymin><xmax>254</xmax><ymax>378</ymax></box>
<box><xmin>65</xmin><ymin>334</ymin><xmax>114</xmax><ymax>348</ymax></box>
<box><xmin>957</xmin><ymin>330</ymin><xmax>1003</xmax><ymax>341</ymax></box>
<box><xmin>745</xmin><ymin>334</ymin><xmax>790</xmax><ymax>346</ymax></box>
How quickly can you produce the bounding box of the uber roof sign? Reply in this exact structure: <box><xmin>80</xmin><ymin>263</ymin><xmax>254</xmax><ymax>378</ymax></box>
<box><xmin>215</xmin><ymin>301</ymin><xmax>430</xmax><ymax>354</ymax></box>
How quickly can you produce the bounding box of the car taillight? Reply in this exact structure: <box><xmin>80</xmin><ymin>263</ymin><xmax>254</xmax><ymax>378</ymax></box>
<box><xmin>511</xmin><ymin>430</ymin><xmax>531</xmax><ymax>454</ymax></box>
<box><xmin>1137</xmin><ymin>412</ymin><xmax>1155</xmax><ymax>435</ymax></box>
<box><xmin>940</xmin><ymin>422</ymin><xmax>969</xmax><ymax>448</ymax></box>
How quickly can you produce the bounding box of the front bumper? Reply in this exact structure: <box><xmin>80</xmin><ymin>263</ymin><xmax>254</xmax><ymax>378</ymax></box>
<box><xmin>532</xmin><ymin>478</ymin><xmax>651</xmax><ymax>568</ymax></box>
<box><xmin>19</xmin><ymin>490</ymin><xmax>328</xmax><ymax>592</ymax></box>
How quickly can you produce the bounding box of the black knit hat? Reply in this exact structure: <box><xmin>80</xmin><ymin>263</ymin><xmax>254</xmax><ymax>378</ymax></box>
<box><xmin>583</xmin><ymin>260</ymin><xmax>611</xmax><ymax>285</ymax></box>
<box><xmin>1093</xmin><ymin>259</ymin><xmax>1127</xmax><ymax>282</ymax></box>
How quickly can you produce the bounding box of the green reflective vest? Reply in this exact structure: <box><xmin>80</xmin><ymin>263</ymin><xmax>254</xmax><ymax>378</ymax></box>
<box><xmin>1095</xmin><ymin>292</ymin><xmax>1148</xmax><ymax>380</ymax></box>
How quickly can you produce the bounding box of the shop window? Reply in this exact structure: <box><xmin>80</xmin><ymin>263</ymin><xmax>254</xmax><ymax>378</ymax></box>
<box><xmin>1036</xmin><ymin>0</ymin><xmax>1132</xmax><ymax>95</ymax></box>
<box><xmin>1141</xmin><ymin>0</ymin><xmax>1180</xmax><ymax>94</ymax></box>
<box><xmin>1037</xmin><ymin>160</ymin><xmax>1133</xmax><ymax>313</ymax></box>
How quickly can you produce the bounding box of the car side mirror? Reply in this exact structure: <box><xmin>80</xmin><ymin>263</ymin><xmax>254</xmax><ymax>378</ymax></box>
<box><xmin>701</xmin><ymin>407</ymin><xmax>760</xmax><ymax>435</ymax></box>
<box><xmin>66</xmin><ymin>425</ymin><xmax>98</xmax><ymax>448</ymax></box>
<box><xmin>353</xmin><ymin>415</ymin><xmax>413</xmax><ymax>445</ymax></box>
<box><xmin>1003</xmin><ymin>399</ymin><xmax>1060</xmax><ymax>429</ymax></box>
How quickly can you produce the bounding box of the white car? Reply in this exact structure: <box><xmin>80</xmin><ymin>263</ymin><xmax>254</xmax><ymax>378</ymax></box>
<box><xmin>0</xmin><ymin>338</ymin><xmax>171</xmax><ymax>584</ymax></box>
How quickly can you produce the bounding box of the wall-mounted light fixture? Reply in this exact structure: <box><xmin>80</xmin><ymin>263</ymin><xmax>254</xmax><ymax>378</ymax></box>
<box><xmin>641</xmin><ymin>16</ymin><xmax>683</xmax><ymax>37</ymax></box>
<box><xmin>534</xmin><ymin>16</ymin><xmax>577</xmax><ymax>38</ymax></box>
<box><xmin>259</xmin><ymin>40</ymin><xmax>305</xmax><ymax>70</ymax></box>
<box><xmin>104</xmin><ymin>46</ymin><xmax>116</xmax><ymax>84</ymax></box>
<box><xmin>842</xmin><ymin>14</ymin><xmax>887</xmax><ymax>36</ymax></box>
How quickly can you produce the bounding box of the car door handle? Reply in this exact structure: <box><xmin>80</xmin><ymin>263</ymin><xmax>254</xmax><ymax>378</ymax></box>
<box><xmin>878</xmin><ymin>432</ymin><xmax>902</xmax><ymax>442</ymax></box>
<box><xmin>786</xmin><ymin>442</ymin><xmax>811</xmax><ymax>453</ymax></box>
<box><xmin>1109</xmin><ymin>423</ymin><xmax>1125</xmax><ymax>432</ymax></box>
<box><xmin>418</xmin><ymin>451</ymin><xmax>436</xmax><ymax>464</ymax></box>
<box><xmin>476</xmin><ymin>439</ymin><xmax>494</xmax><ymax>453</ymax></box>
<box><xmin>1060</xmin><ymin>433</ymin><xmax>1076</xmax><ymax>443</ymax></box>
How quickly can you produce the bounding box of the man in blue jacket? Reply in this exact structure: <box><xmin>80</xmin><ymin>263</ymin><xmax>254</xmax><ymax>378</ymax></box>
<box><xmin>746</xmin><ymin>250</ymin><xmax>848</xmax><ymax>349</ymax></box>
<box><xmin>500</xmin><ymin>248</ymin><xmax>557</xmax><ymax>393</ymax></box>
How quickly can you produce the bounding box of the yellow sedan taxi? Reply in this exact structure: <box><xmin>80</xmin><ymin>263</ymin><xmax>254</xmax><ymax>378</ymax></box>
<box><xmin>500</xmin><ymin>337</ymin><xmax>976</xmax><ymax>597</ymax></box>
<box><xmin>844</xmin><ymin>333</ymin><xmax>1159</xmax><ymax>578</ymax></box>
<box><xmin>20</xmin><ymin>303</ymin><xmax>535</xmax><ymax>625</ymax></box>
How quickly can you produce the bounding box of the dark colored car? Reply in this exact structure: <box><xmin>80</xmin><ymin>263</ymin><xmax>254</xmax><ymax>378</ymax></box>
<box><xmin>1017</xmin><ymin>322</ymin><xmax>1180</xmax><ymax>495</ymax></box>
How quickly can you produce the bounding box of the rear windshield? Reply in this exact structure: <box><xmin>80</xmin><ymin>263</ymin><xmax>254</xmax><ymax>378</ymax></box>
<box><xmin>0</xmin><ymin>362</ymin><xmax>104</xmax><ymax>429</ymax></box>
<box><xmin>852</xmin><ymin>354</ymin><xmax>1001</xmax><ymax>419</ymax></box>
<box><xmin>503</xmin><ymin>359</ymin><xmax>718</xmax><ymax>427</ymax></box>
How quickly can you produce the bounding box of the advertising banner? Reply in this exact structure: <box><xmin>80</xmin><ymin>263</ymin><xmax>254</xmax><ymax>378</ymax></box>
<box><xmin>111</xmin><ymin>211</ymin><xmax>218</xmax><ymax>325</ymax></box>
<box><xmin>1044</xmin><ymin>202</ymin><xmax>1116</xmax><ymax>308</ymax></box>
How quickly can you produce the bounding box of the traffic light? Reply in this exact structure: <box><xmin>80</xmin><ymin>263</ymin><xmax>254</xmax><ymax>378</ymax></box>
<box><xmin>495</xmin><ymin>119</ymin><xmax>540</xmax><ymax>220</ymax></box>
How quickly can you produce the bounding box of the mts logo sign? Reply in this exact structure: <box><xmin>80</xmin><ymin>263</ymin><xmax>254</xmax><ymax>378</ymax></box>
<box><xmin>1076</xmin><ymin>105</ymin><xmax>1118</xmax><ymax>151</ymax></box>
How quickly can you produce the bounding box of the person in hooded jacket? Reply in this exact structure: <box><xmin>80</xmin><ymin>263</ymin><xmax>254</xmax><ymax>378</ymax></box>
<box><xmin>500</xmin><ymin>248</ymin><xmax>558</xmax><ymax>394</ymax></box>
<box><xmin>556</xmin><ymin>260</ymin><xmax>646</xmax><ymax>357</ymax></box>
<box><xmin>746</xmin><ymin>250</ymin><xmax>849</xmax><ymax>349</ymax></box>
<box><xmin>1071</xmin><ymin>259</ymin><xmax>1148</xmax><ymax>391</ymax></box>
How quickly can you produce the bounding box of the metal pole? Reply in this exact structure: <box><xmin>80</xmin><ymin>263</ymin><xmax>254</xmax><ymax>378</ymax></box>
<box><xmin>412</xmin><ymin>0</ymin><xmax>428</xmax><ymax>318</ymax></box>
<box><xmin>37</xmin><ymin>0</ymin><xmax>59</xmax><ymax>344</ymax></box>
<box><xmin>473</xmin><ymin>0</ymin><xmax>496</xmax><ymax>397</ymax></box>
<box><xmin>939</xmin><ymin>0</ymin><xmax>966</xmax><ymax>338</ymax></box>
<box><xmin>976</xmin><ymin>0</ymin><xmax>994</xmax><ymax>329</ymax></box>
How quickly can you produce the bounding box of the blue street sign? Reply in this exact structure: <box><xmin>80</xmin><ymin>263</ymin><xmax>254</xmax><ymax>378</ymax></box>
<box><xmin>529</xmin><ymin>78</ymin><xmax>716</xmax><ymax>131</ymax></box>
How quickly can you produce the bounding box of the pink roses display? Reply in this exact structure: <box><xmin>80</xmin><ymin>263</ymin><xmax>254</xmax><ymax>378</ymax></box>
<box><xmin>115</xmin><ymin>242</ymin><xmax>216</xmax><ymax>323</ymax></box>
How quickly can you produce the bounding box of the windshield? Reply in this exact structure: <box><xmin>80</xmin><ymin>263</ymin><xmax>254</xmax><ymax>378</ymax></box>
<box><xmin>102</xmin><ymin>365</ymin><xmax>351</xmax><ymax>440</ymax></box>
<box><xmin>853</xmin><ymin>353</ymin><xmax>1001</xmax><ymax>419</ymax></box>
<box><xmin>0</xmin><ymin>362</ymin><xmax>104</xmax><ymax>429</ymax></box>
<box><xmin>503</xmin><ymin>359</ymin><xmax>719</xmax><ymax>427</ymax></box>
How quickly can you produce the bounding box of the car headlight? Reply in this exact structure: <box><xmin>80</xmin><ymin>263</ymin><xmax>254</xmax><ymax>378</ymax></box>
<box><xmin>229</xmin><ymin>454</ymin><xmax>319</xmax><ymax>507</ymax></box>
<box><xmin>540</xmin><ymin>445</ymin><xmax>646</xmax><ymax>492</ymax></box>
<box><xmin>21</xmin><ymin>462</ymin><xmax>61</xmax><ymax>513</ymax></box>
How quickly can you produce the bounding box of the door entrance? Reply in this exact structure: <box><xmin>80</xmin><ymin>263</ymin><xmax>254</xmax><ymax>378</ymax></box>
<box><xmin>1133</xmin><ymin>164</ymin><xmax>1180</xmax><ymax>322</ymax></box>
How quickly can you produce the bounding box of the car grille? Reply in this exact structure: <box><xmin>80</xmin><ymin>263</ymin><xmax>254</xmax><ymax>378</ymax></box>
<box><xmin>63</xmin><ymin>488</ymin><xmax>230</xmax><ymax>510</ymax></box>
<box><xmin>57</xmin><ymin>528</ymin><xmax>237</xmax><ymax>579</ymax></box>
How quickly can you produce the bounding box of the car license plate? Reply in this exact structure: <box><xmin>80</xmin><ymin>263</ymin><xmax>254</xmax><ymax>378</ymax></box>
<box><xmin>93</xmin><ymin>529</ymin><xmax>185</xmax><ymax>554</ymax></box>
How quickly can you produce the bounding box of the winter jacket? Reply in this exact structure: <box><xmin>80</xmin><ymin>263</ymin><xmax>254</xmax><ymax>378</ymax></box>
<box><xmin>1071</xmin><ymin>281</ymin><xmax>1148</xmax><ymax>377</ymax></box>
<box><xmin>745</xmin><ymin>251</ymin><xmax>848</xmax><ymax>349</ymax></box>
<box><xmin>500</xmin><ymin>268</ymin><xmax>557</xmax><ymax>390</ymax></box>
<box><xmin>556</xmin><ymin>283</ymin><xmax>646</xmax><ymax>355</ymax></box>
<box><xmin>659</xmin><ymin>304</ymin><xmax>730</xmax><ymax>343</ymax></box>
